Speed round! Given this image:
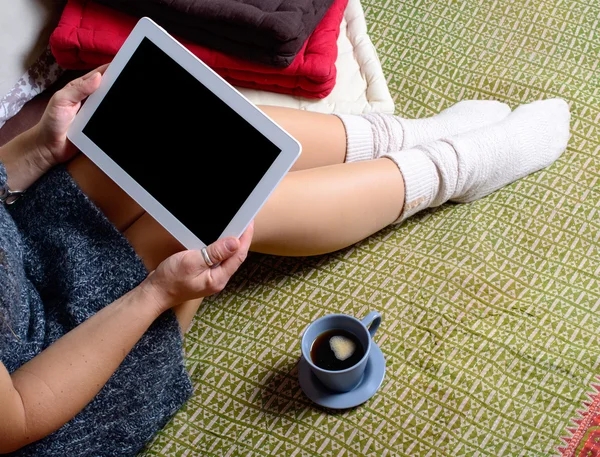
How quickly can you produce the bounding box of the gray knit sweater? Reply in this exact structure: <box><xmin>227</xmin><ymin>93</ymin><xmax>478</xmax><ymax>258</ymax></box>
<box><xmin>0</xmin><ymin>162</ymin><xmax>193</xmax><ymax>456</ymax></box>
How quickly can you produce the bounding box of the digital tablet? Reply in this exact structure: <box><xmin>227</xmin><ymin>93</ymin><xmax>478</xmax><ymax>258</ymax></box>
<box><xmin>67</xmin><ymin>17</ymin><xmax>301</xmax><ymax>250</ymax></box>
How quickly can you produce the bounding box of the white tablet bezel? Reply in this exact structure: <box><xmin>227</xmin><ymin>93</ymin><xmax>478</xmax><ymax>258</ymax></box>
<box><xmin>68</xmin><ymin>17</ymin><xmax>301</xmax><ymax>250</ymax></box>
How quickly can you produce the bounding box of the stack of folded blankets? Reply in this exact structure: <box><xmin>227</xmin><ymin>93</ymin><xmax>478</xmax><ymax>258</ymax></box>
<box><xmin>49</xmin><ymin>0</ymin><xmax>349</xmax><ymax>99</ymax></box>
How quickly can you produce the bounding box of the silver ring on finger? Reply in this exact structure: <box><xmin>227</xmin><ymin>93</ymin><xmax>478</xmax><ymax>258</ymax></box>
<box><xmin>201</xmin><ymin>247</ymin><xmax>215</xmax><ymax>267</ymax></box>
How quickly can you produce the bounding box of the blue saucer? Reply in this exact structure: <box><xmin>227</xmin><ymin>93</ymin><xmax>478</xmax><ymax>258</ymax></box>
<box><xmin>298</xmin><ymin>343</ymin><xmax>386</xmax><ymax>409</ymax></box>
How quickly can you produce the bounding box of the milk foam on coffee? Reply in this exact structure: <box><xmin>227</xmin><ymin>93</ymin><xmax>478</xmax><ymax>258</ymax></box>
<box><xmin>330</xmin><ymin>335</ymin><xmax>356</xmax><ymax>361</ymax></box>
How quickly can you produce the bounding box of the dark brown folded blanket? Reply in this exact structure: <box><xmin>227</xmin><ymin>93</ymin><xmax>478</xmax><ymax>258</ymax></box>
<box><xmin>94</xmin><ymin>0</ymin><xmax>336</xmax><ymax>67</ymax></box>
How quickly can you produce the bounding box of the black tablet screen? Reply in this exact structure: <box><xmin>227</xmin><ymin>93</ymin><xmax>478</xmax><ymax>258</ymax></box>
<box><xmin>83</xmin><ymin>38</ymin><xmax>282</xmax><ymax>245</ymax></box>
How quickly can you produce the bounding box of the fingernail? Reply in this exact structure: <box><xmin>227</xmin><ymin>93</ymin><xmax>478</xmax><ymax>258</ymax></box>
<box><xmin>225</xmin><ymin>239</ymin><xmax>237</xmax><ymax>252</ymax></box>
<box><xmin>83</xmin><ymin>71</ymin><xmax>100</xmax><ymax>81</ymax></box>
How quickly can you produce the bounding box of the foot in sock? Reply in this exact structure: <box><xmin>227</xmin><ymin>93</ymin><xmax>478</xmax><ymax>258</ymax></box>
<box><xmin>337</xmin><ymin>99</ymin><xmax>512</xmax><ymax>162</ymax></box>
<box><xmin>383</xmin><ymin>98</ymin><xmax>571</xmax><ymax>222</ymax></box>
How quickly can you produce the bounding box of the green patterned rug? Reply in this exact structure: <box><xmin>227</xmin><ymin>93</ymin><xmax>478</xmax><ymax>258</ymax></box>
<box><xmin>141</xmin><ymin>0</ymin><xmax>600</xmax><ymax>455</ymax></box>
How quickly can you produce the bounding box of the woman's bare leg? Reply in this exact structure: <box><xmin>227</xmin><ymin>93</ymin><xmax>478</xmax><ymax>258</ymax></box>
<box><xmin>252</xmin><ymin>107</ymin><xmax>406</xmax><ymax>255</ymax></box>
<box><xmin>66</xmin><ymin>106</ymin><xmax>405</xmax><ymax>321</ymax></box>
<box><xmin>252</xmin><ymin>158</ymin><xmax>405</xmax><ymax>256</ymax></box>
<box><xmin>64</xmin><ymin>101</ymin><xmax>405</xmax><ymax>327</ymax></box>
<box><xmin>258</xmin><ymin>106</ymin><xmax>347</xmax><ymax>170</ymax></box>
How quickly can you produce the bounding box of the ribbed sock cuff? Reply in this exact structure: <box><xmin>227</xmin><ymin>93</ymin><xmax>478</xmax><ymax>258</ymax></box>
<box><xmin>382</xmin><ymin>148</ymin><xmax>438</xmax><ymax>223</ymax></box>
<box><xmin>335</xmin><ymin>114</ymin><xmax>374</xmax><ymax>163</ymax></box>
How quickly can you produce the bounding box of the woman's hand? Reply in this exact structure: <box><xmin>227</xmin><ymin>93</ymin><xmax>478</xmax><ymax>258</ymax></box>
<box><xmin>36</xmin><ymin>64</ymin><xmax>109</xmax><ymax>167</ymax></box>
<box><xmin>141</xmin><ymin>222</ymin><xmax>255</xmax><ymax>315</ymax></box>
<box><xmin>0</xmin><ymin>65</ymin><xmax>108</xmax><ymax>192</ymax></box>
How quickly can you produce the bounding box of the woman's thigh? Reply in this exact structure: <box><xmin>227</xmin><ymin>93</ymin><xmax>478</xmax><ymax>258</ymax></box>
<box><xmin>258</xmin><ymin>106</ymin><xmax>347</xmax><ymax>170</ymax></box>
<box><xmin>67</xmin><ymin>154</ymin><xmax>144</xmax><ymax>231</ymax></box>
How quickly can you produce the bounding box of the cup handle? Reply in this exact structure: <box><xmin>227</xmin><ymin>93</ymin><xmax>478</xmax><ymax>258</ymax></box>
<box><xmin>362</xmin><ymin>311</ymin><xmax>381</xmax><ymax>338</ymax></box>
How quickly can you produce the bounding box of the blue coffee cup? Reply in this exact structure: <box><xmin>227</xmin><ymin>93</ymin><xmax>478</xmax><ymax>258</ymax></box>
<box><xmin>301</xmin><ymin>311</ymin><xmax>381</xmax><ymax>392</ymax></box>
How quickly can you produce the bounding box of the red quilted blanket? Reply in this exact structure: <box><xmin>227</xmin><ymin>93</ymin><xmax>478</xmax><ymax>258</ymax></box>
<box><xmin>49</xmin><ymin>0</ymin><xmax>347</xmax><ymax>99</ymax></box>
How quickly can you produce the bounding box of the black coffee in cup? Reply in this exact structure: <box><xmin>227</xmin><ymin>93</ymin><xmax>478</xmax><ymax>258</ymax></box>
<box><xmin>310</xmin><ymin>329</ymin><xmax>365</xmax><ymax>371</ymax></box>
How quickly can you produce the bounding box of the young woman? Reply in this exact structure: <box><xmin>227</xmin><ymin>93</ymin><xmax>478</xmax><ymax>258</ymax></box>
<box><xmin>0</xmin><ymin>65</ymin><xmax>570</xmax><ymax>456</ymax></box>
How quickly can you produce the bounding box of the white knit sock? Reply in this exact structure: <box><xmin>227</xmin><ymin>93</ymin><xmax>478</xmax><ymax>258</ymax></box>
<box><xmin>337</xmin><ymin>100</ymin><xmax>512</xmax><ymax>162</ymax></box>
<box><xmin>383</xmin><ymin>98</ymin><xmax>571</xmax><ymax>222</ymax></box>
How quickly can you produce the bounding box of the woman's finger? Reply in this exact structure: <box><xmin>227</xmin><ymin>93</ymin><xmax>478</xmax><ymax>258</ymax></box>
<box><xmin>202</xmin><ymin>222</ymin><xmax>254</xmax><ymax>268</ymax></box>
<box><xmin>209</xmin><ymin>222</ymin><xmax>254</xmax><ymax>277</ymax></box>
<box><xmin>202</xmin><ymin>236</ymin><xmax>240</xmax><ymax>268</ymax></box>
<box><xmin>52</xmin><ymin>64</ymin><xmax>109</xmax><ymax>107</ymax></box>
<box><xmin>88</xmin><ymin>63</ymin><xmax>110</xmax><ymax>77</ymax></box>
<box><xmin>79</xmin><ymin>64</ymin><xmax>110</xmax><ymax>81</ymax></box>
